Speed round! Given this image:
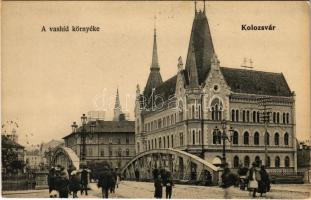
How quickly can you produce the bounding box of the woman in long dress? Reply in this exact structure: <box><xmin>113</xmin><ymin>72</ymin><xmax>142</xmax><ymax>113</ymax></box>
<box><xmin>247</xmin><ymin>162</ymin><xmax>261</xmax><ymax>198</ymax></box>
<box><xmin>258</xmin><ymin>165</ymin><xmax>270</xmax><ymax>197</ymax></box>
<box><xmin>154</xmin><ymin>174</ymin><xmax>163</xmax><ymax>199</ymax></box>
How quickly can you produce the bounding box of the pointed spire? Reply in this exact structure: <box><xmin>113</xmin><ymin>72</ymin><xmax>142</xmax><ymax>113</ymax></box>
<box><xmin>113</xmin><ymin>88</ymin><xmax>122</xmax><ymax>121</ymax></box>
<box><xmin>151</xmin><ymin>15</ymin><xmax>159</xmax><ymax>69</ymax></box>
<box><xmin>194</xmin><ymin>1</ymin><xmax>197</xmax><ymax>13</ymax></box>
<box><xmin>188</xmin><ymin>43</ymin><xmax>199</xmax><ymax>88</ymax></box>
<box><xmin>203</xmin><ymin>0</ymin><xmax>206</xmax><ymax>13</ymax></box>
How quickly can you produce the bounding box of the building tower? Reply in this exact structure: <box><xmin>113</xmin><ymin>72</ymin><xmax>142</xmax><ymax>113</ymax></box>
<box><xmin>113</xmin><ymin>88</ymin><xmax>123</xmax><ymax>121</ymax></box>
<box><xmin>143</xmin><ymin>23</ymin><xmax>163</xmax><ymax>98</ymax></box>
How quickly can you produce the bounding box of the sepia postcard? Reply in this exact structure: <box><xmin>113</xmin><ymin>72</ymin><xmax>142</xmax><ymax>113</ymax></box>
<box><xmin>1</xmin><ymin>1</ymin><xmax>310</xmax><ymax>199</ymax></box>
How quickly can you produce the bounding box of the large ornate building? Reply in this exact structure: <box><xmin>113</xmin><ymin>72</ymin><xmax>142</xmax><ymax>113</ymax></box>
<box><xmin>135</xmin><ymin>5</ymin><xmax>297</xmax><ymax>172</ymax></box>
<box><xmin>63</xmin><ymin>89</ymin><xmax>135</xmax><ymax>169</ymax></box>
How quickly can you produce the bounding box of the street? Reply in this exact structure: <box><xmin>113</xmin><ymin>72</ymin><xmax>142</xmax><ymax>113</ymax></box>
<box><xmin>2</xmin><ymin>181</ymin><xmax>310</xmax><ymax>199</ymax></box>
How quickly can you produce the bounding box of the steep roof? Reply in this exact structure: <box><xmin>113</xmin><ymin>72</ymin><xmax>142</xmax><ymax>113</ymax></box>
<box><xmin>63</xmin><ymin>120</ymin><xmax>135</xmax><ymax>139</ymax></box>
<box><xmin>143</xmin><ymin>29</ymin><xmax>163</xmax><ymax>97</ymax></box>
<box><xmin>185</xmin><ymin>10</ymin><xmax>215</xmax><ymax>84</ymax></box>
<box><xmin>220</xmin><ymin>67</ymin><xmax>292</xmax><ymax>97</ymax></box>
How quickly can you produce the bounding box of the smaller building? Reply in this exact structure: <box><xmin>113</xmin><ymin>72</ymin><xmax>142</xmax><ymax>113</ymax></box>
<box><xmin>24</xmin><ymin>149</ymin><xmax>43</xmax><ymax>170</ymax></box>
<box><xmin>62</xmin><ymin>89</ymin><xmax>135</xmax><ymax>169</ymax></box>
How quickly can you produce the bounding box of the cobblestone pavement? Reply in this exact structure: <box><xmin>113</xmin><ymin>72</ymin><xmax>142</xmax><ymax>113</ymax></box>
<box><xmin>2</xmin><ymin>181</ymin><xmax>310</xmax><ymax>199</ymax></box>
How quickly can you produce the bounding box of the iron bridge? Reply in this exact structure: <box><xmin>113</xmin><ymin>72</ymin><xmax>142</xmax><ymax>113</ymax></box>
<box><xmin>121</xmin><ymin>148</ymin><xmax>220</xmax><ymax>185</ymax></box>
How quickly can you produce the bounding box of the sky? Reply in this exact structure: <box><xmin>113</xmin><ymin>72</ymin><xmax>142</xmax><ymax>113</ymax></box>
<box><xmin>2</xmin><ymin>1</ymin><xmax>310</xmax><ymax>146</ymax></box>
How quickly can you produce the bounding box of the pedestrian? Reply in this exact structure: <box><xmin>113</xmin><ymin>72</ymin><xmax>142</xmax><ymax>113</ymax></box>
<box><xmin>55</xmin><ymin>165</ymin><xmax>70</xmax><ymax>198</ymax></box>
<box><xmin>154</xmin><ymin>174</ymin><xmax>163</xmax><ymax>199</ymax></box>
<box><xmin>48</xmin><ymin>166</ymin><xmax>56</xmax><ymax>193</ymax></box>
<box><xmin>116</xmin><ymin>168</ymin><xmax>120</xmax><ymax>188</ymax></box>
<box><xmin>221</xmin><ymin>164</ymin><xmax>238</xmax><ymax>199</ymax></box>
<box><xmin>247</xmin><ymin>162</ymin><xmax>261</xmax><ymax>198</ymax></box>
<box><xmin>69</xmin><ymin>168</ymin><xmax>81</xmax><ymax>198</ymax></box>
<box><xmin>152</xmin><ymin>168</ymin><xmax>159</xmax><ymax>180</ymax></box>
<box><xmin>258</xmin><ymin>165</ymin><xmax>270</xmax><ymax>197</ymax></box>
<box><xmin>110</xmin><ymin>168</ymin><xmax>117</xmax><ymax>193</ymax></box>
<box><xmin>98</xmin><ymin>165</ymin><xmax>112</xmax><ymax>198</ymax></box>
<box><xmin>237</xmin><ymin>163</ymin><xmax>249</xmax><ymax>190</ymax></box>
<box><xmin>135</xmin><ymin>168</ymin><xmax>140</xmax><ymax>181</ymax></box>
<box><xmin>80</xmin><ymin>167</ymin><xmax>89</xmax><ymax>196</ymax></box>
<box><xmin>165</xmin><ymin>171</ymin><xmax>174</xmax><ymax>199</ymax></box>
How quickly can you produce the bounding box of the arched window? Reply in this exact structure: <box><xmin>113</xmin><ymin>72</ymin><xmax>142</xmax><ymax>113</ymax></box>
<box><xmin>163</xmin><ymin>137</ymin><xmax>166</xmax><ymax>148</ymax></box>
<box><xmin>233</xmin><ymin>131</ymin><xmax>239</xmax><ymax>145</ymax></box>
<box><xmin>254</xmin><ymin>132</ymin><xmax>259</xmax><ymax>145</ymax></box>
<box><xmin>211</xmin><ymin>98</ymin><xmax>223</xmax><ymax>121</ymax></box>
<box><xmin>283</xmin><ymin>113</ymin><xmax>286</xmax><ymax>124</ymax></box>
<box><xmin>180</xmin><ymin>132</ymin><xmax>184</xmax><ymax>146</ymax></box>
<box><xmin>266</xmin><ymin>156</ymin><xmax>271</xmax><ymax>167</ymax></box>
<box><xmin>247</xmin><ymin>111</ymin><xmax>250</xmax><ymax>122</ymax></box>
<box><xmin>277</xmin><ymin>113</ymin><xmax>280</xmax><ymax>124</ymax></box>
<box><xmin>275</xmin><ymin>156</ymin><xmax>280</xmax><ymax>167</ymax></box>
<box><xmin>244</xmin><ymin>156</ymin><xmax>250</xmax><ymax>168</ymax></box>
<box><xmin>151</xmin><ymin>139</ymin><xmax>154</xmax><ymax>149</ymax></box>
<box><xmin>198</xmin><ymin>130</ymin><xmax>201</xmax><ymax>144</ymax></box>
<box><xmin>285</xmin><ymin>156</ymin><xmax>290</xmax><ymax>167</ymax></box>
<box><xmin>155</xmin><ymin>138</ymin><xmax>157</xmax><ymax>149</ymax></box>
<box><xmin>192</xmin><ymin>105</ymin><xmax>195</xmax><ymax>119</ymax></box>
<box><xmin>253</xmin><ymin>111</ymin><xmax>256</xmax><ymax>122</ymax></box>
<box><xmin>273</xmin><ymin>112</ymin><xmax>276</xmax><ymax>123</ymax></box>
<box><xmin>213</xmin><ymin>130</ymin><xmax>220</xmax><ymax>144</ymax></box>
<box><xmin>236</xmin><ymin>110</ymin><xmax>239</xmax><ymax>122</ymax></box>
<box><xmin>284</xmin><ymin>132</ymin><xmax>289</xmax><ymax>146</ymax></box>
<box><xmin>243</xmin><ymin>110</ymin><xmax>246</xmax><ymax>122</ymax></box>
<box><xmin>265</xmin><ymin>132</ymin><xmax>270</xmax><ymax>145</ymax></box>
<box><xmin>192</xmin><ymin>130</ymin><xmax>196</xmax><ymax>145</ymax></box>
<box><xmin>232</xmin><ymin>110</ymin><xmax>235</xmax><ymax>122</ymax></box>
<box><xmin>286</xmin><ymin>113</ymin><xmax>290</xmax><ymax>124</ymax></box>
<box><xmin>274</xmin><ymin>132</ymin><xmax>279</xmax><ymax>145</ymax></box>
<box><xmin>244</xmin><ymin>132</ymin><xmax>249</xmax><ymax>145</ymax></box>
<box><xmin>234</xmin><ymin>156</ymin><xmax>239</xmax><ymax>168</ymax></box>
<box><xmin>257</xmin><ymin>111</ymin><xmax>260</xmax><ymax>123</ymax></box>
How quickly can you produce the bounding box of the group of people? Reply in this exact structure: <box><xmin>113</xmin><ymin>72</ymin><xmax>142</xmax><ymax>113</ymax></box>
<box><xmin>152</xmin><ymin>168</ymin><xmax>174</xmax><ymax>199</ymax></box>
<box><xmin>221</xmin><ymin>161</ymin><xmax>271</xmax><ymax>198</ymax></box>
<box><xmin>47</xmin><ymin>165</ymin><xmax>90</xmax><ymax>198</ymax></box>
<box><xmin>97</xmin><ymin>165</ymin><xmax>120</xmax><ymax>198</ymax></box>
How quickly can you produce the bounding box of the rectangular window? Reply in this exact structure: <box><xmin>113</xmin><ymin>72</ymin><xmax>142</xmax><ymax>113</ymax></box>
<box><xmin>126</xmin><ymin>137</ymin><xmax>129</xmax><ymax>144</ymax></box>
<box><xmin>100</xmin><ymin>150</ymin><xmax>105</xmax><ymax>156</ymax></box>
<box><xmin>126</xmin><ymin>149</ymin><xmax>129</xmax><ymax>156</ymax></box>
<box><xmin>88</xmin><ymin>148</ymin><xmax>93</xmax><ymax>156</ymax></box>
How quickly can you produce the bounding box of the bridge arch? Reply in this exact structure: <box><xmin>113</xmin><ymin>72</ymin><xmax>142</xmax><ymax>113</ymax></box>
<box><xmin>52</xmin><ymin>147</ymin><xmax>80</xmax><ymax>170</ymax></box>
<box><xmin>121</xmin><ymin>148</ymin><xmax>220</xmax><ymax>185</ymax></box>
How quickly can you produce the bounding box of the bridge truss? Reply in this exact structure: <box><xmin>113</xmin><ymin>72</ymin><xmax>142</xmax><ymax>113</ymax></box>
<box><xmin>121</xmin><ymin>148</ymin><xmax>220</xmax><ymax>185</ymax></box>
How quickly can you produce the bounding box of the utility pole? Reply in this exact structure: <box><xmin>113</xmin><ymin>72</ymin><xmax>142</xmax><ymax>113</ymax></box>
<box><xmin>258</xmin><ymin>97</ymin><xmax>272</xmax><ymax>166</ymax></box>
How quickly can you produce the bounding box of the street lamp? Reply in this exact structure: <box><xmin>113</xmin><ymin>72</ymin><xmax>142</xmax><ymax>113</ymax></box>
<box><xmin>78</xmin><ymin>114</ymin><xmax>96</xmax><ymax>165</ymax></box>
<box><xmin>213</xmin><ymin>119</ymin><xmax>234</xmax><ymax>167</ymax></box>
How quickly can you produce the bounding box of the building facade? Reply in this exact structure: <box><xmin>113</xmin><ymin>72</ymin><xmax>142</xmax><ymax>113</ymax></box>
<box><xmin>63</xmin><ymin>90</ymin><xmax>135</xmax><ymax>169</ymax></box>
<box><xmin>135</xmin><ymin>5</ymin><xmax>297</xmax><ymax>172</ymax></box>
